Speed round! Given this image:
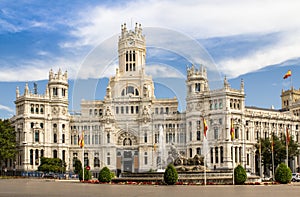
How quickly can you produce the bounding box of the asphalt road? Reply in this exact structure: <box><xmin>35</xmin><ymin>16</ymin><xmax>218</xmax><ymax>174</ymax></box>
<box><xmin>1</xmin><ymin>179</ymin><xmax>300</xmax><ymax>197</ymax></box>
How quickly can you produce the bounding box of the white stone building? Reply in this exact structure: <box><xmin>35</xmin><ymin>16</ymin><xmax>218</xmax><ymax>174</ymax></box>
<box><xmin>10</xmin><ymin>23</ymin><xmax>300</xmax><ymax>177</ymax></box>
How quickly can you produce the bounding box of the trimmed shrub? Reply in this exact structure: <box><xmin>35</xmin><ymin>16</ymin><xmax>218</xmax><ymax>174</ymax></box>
<box><xmin>74</xmin><ymin>159</ymin><xmax>82</xmax><ymax>174</ymax></box>
<box><xmin>234</xmin><ymin>164</ymin><xmax>247</xmax><ymax>185</ymax></box>
<box><xmin>98</xmin><ymin>167</ymin><xmax>113</xmax><ymax>183</ymax></box>
<box><xmin>79</xmin><ymin>168</ymin><xmax>92</xmax><ymax>181</ymax></box>
<box><xmin>164</xmin><ymin>164</ymin><xmax>178</xmax><ymax>185</ymax></box>
<box><xmin>275</xmin><ymin>163</ymin><xmax>292</xmax><ymax>184</ymax></box>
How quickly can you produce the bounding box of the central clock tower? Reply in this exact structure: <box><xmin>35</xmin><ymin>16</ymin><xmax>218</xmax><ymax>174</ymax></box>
<box><xmin>118</xmin><ymin>23</ymin><xmax>146</xmax><ymax>75</ymax></box>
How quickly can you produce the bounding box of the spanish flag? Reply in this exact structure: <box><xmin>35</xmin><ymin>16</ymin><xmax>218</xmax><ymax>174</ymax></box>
<box><xmin>230</xmin><ymin>118</ymin><xmax>234</xmax><ymax>140</ymax></box>
<box><xmin>286</xmin><ymin>128</ymin><xmax>290</xmax><ymax>145</ymax></box>
<box><xmin>79</xmin><ymin>131</ymin><xmax>84</xmax><ymax>148</ymax></box>
<box><xmin>271</xmin><ymin>135</ymin><xmax>274</xmax><ymax>152</ymax></box>
<box><xmin>203</xmin><ymin>117</ymin><xmax>208</xmax><ymax>138</ymax></box>
<box><xmin>283</xmin><ymin>70</ymin><xmax>292</xmax><ymax>79</ymax></box>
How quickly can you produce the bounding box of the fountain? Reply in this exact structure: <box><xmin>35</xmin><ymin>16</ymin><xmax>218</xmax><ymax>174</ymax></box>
<box><xmin>157</xmin><ymin>125</ymin><xmax>166</xmax><ymax>172</ymax></box>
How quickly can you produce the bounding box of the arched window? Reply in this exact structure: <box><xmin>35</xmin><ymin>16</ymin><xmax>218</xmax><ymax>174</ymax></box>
<box><xmin>220</xmin><ymin>146</ymin><xmax>224</xmax><ymax>163</ymax></box>
<box><xmin>121</xmin><ymin>86</ymin><xmax>139</xmax><ymax>96</ymax></box>
<box><xmin>53</xmin><ymin>150</ymin><xmax>57</xmax><ymax>158</ymax></box>
<box><xmin>54</xmin><ymin>133</ymin><xmax>57</xmax><ymax>143</ymax></box>
<box><xmin>30</xmin><ymin>149</ymin><xmax>33</xmax><ymax>165</ymax></box>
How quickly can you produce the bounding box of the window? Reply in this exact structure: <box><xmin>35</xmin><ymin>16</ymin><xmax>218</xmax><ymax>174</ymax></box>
<box><xmin>196</xmin><ymin>147</ymin><xmax>201</xmax><ymax>155</ymax></box>
<box><xmin>94</xmin><ymin>153</ymin><xmax>100</xmax><ymax>167</ymax></box>
<box><xmin>95</xmin><ymin>135</ymin><xmax>99</xmax><ymax>144</ymax></box>
<box><xmin>235</xmin><ymin>128</ymin><xmax>239</xmax><ymax>139</ymax></box>
<box><xmin>35</xmin><ymin>130</ymin><xmax>39</xmax><ymax>142</ymax></box>
<box><xmin>195</xmin><ymin>83</ymin><xmax>200</xmax><ymax>92</ymax></box>
<box><xmin>53</xmin><ymin>87</ymin><xmax>58</xmax><ymax>96</ymax></box>
<box><xmin>72</xmin><ymin>153</ymin><xmax>78</xmax><ymax>167</ymax></box>
<box><xmin>197</xmin><ymin>130</ymin><xmax>201</xmax><ymax>141</ymax></box>
<box><xmin>62</xmin><ymin>88</ymin><xmax>66</xmax><ymax>97</ymax></box>
<box><xmin>31</xmin><ymin>122</ymin><xmax>34</xmax><ymax>128</ymax></box>
<box><xmin>144</xmin><ymin>132</ymin><xmax>147</xmax><ymax>143</ymax></box>
<box><xmin>131</xmin><ymin>106</ymin><xmax>134</xmax><ymax>114</ymax></box>
<box><xmin>40</xmin><ymin>105</ymin><xmax>44</xmax><ymax>114</ymax></box>
<box><xmin>107</xmin><ymin>152</ymin><xmax>111</xmax><ymax>165</ymax></box>
<box><xmin>136</xmin><ymin>106</ymin><xmax>139</xmax><ymax>114</ymax></box>
<box><xmin>62</xmin><ymin>134</ymin><xmax>65</xmax><ymax>143</ymax></box>
<box><xmin>62</xmin><ymin>150</ymin><xmax>65</xmax><ymax>162</ymax></box>
<box><xmin>71</xmin><ymin>152</ymin><xmax>77</xmax><ymax>165</ymax></box>
<box><xmin>214</xmin><ymin>127</ymin><xmax>218</xmax><ymax>139</ymax></box>
<box><xmin>54</xmin><ymin>133</ymin><xmax>57</xmax><ymax>143</ymax></box>
<box><xmin>215</xmin><ymin>147</ymin><xmax>219</xmax><ymax>163</ymax></box>
<box><xmin>189</xmin><ymin>148</ymin><xmax>193</xmax><ymax>158</ymax></box>
<box><xmin>144</xmin><ymin>152</ymin><xmax>148</xmax><ymax>165</ymax></box>
<box><xmin>30</xmin><ymin>149</ymin><xmax>33</xmax><ymax>165</ymax></box>
<box><xmin>220</xmin><ymin>146</ymin><xmax>224</xmax><ymax>163</ymax></box>
<box><xmin>31</xmin><ymin>105</ymin><xmax>34</xmax><ymax>113</ymax></box>
<box><xmin>41</xmin><ymin>149</ymin><xmax>44</xmax><ymax>158</ymax></box>
<box><xmin>40</xmin><ymin>123</ymin><xmax>43</xmax><ymax>129</ymax></box>
<box><xmin>210</xmin><ymin>148</ymin><xmax>214</xmax><ymax>163</ymax></box>
<box><xmin>166</xmin><ymin>107</ymin><xmax>169</xmax><ymax>114</ymax></box>
<box><xmin>155</xmin><ymin>133</ymin><xmax>159</xmax><ymax>143</ymax></box>
<box><xmin>53</xmin><ymin>150</ymin><xmax>57</xmax><ymax>158</ymax></box>
<box><xmin>107</xmin><ymin>133</ymin><xmax>110</xmax><ymax>144</ymax></box>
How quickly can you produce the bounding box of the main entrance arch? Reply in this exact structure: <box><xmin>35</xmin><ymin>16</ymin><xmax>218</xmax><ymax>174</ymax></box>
<box><xmin>116</xmin><ymin>131</ymin><xmax>139</xmax><ymax>173</ymax></box>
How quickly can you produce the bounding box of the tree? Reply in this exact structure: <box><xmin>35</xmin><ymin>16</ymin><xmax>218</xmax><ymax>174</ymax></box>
<box><xmin>164</xmin><ymin>164</ymin><xmax>178</xmax><ymax>185</ymax></box>
<box><xmin>79</xmin><ymin>168</ymin><xmax>91</xmax><ymax>181</ymax></box>
<box><xmin>74</xmin><ymin>159</ymin><xmax>82</xmax><ymax>174</ymax></box>
<box><xmin>38</xmin><ymin>157</ymin><xmax>66</xmax><ymax>173</ymax></box>
<box><xmin>98</xmin><ymin>166</ymin><xmax>113</xmax><ymax>183</ymax></box>
<box><xmin>275</xmin><ymin>163</ymin><xmax>292</xmax><ymax>184</ymax></box>
<box><xmin>234</xmin><ymin>164</ymin><xmax>247</xmax><ymax>185</ymax></box>
<box><xmin>0</xmin><ymin>119</ymin><xmax>16</xmax><ymax>167</ymax></box>
<box><xmin>257</xmin><ymin>134</ymin><xmax>299</xmax><ymax>175</ymax></box>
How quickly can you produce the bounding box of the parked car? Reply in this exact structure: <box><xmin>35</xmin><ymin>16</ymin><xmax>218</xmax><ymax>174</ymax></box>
<box><xmin>43</xmin><ymin>173</ymin><xmax>58</xmax><ymax>179</ymax></box>
<box><xmin>292</xmin><ymin>173</ymin><xmax>300</xmax><ymax>182</ymax></box>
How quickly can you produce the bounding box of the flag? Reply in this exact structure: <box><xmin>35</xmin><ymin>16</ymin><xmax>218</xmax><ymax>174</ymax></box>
<box><xmin>79</xmin><ymin>131</ymin><xmax>84</xmax><ymax>148</ymax></box>
<box><xmin>286</xmin><ymin>128</ymin><xmax>290</xmax><ymax>145</ymax></box>
<box><xmin>230</xmin><ymin>118</ymin><xmax>234</xmax><ymax>140</ymax></box>
<box><xmin>203</xmin><ymin>117</ymin><xmax>208</xmax><ymax>138</ymax></box>
<box><xmin>153</xmin><ymin>143</ymin><xmax>157</xmax><ymax>152</ymax></box>
<box><xmin>283</xmin><ymin>70</ymin><xmax>292</xmax><ymax>79</ymax></box>
<box><xmin>271</xmin><ymin>135</ymin><xmax>274</xmax><ymax>152</ymax></box>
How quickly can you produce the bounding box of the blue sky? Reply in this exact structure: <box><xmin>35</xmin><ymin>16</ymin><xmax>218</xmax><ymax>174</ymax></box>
<box><xmin>1</xmin><ymin>0</ymin><xmax>300</xmax><ymax>118</ymax></box>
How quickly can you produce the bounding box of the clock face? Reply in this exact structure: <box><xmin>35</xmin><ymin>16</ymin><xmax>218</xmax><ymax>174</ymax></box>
<box><xmin>127</xmin><ymin>39</ymin><xmax>134</xmax><ymax>46</ymax></box>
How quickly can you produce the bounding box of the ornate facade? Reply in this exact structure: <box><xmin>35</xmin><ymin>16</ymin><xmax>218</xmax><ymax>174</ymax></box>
<box><xmin>11</xmin><ymin>23</ymin><xmax>300</xmax><ymax>177</ymax></box>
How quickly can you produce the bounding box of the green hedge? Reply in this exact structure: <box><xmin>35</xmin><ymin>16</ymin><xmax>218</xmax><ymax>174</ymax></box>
<box><xmin>275</xmin><ymin>163</ymin><xmax>292</xmax><ymax>184</ymax></box>
<box><xmin>79</xmin><ymin>168</ymin><xmax>91</xmax><ymax>181</ymax></box>
<box><xmin>164</xmin><ymin>164</ymin><xmax>178</xmax><ymax>185</ymax></box>
<box><xmin>98</xmin><ymin>167</ymin><xmax>113</xmax><ymax>183</ymax></box>
<box><xmin>234</xmin><ymin>164</ymin><xmax>247</xmax><ymax>185</ymax></box>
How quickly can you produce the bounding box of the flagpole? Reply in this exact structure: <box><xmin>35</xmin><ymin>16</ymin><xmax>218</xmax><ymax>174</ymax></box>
<box><xmin>82</xmin><ymin>143</ymin><xmax>85</xmax><ymax>182</ymax></box>
<box><xmin>204</xmin><ymin>144</ymin><xmax>207</xmax><ymax>186</ymax></box>
<box><xmin>271</xmin><ymin>134</ymin><xmax>275</xmax><ymax>180</ymax></box>
<box><xmin>286</xmin><ymin>127</ymin><xmax>289</xmax><ymax>166</ymax></box>
<box><xmin>232</xmin><ymin>139</ymin><xmax>234</xmax><ymax>185</ymax></box>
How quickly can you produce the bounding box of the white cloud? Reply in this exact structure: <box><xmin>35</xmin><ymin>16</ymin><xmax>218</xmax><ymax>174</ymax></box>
<box><xmin>219</xmin><ymin>30</ymin><xmax>300</xmax><ymax>78</ymax></box>
<box><xmin>0</xmin><ymin>104</ymin><xmax>14</xmax><ymax>113</ymax></box>
<box><xmin>146</xmin><ymin>64</ymin><xmax>185</xmax><ymax>79</ymax></box>
<box><xmin>0</xmin><ymin>58</ymin><xmax>81</xmax><ymax>82</ymax></box>
<box><xmin>60</xmin><ymin>0</ymin><xmax>300</xmax><ymax>78</ymax></box>
<box><xmin>2</xmin><ymin>0</ymin><xmax>300</xmax><ymax>81</ymax></box>
<box><xmin>66</xmin><ymin>0</ymin><xmax>300</xmax><ymax>47</ymax></box>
